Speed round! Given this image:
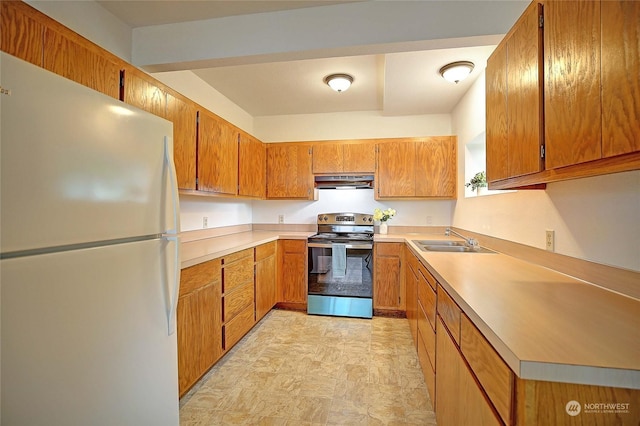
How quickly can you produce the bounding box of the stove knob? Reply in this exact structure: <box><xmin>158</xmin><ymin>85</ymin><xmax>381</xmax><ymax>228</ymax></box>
<box><xmin>323</xmin><ymin>215</ymin><xmax>328</xmax><ymax>221</ymax></box>
<box><xmin>368</xmin><ymin>217</ymin><xmax>373</xmax><ymax>222</ymax></box>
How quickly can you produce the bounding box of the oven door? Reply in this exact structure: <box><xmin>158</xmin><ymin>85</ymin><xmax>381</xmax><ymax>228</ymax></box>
<box><xmin>307</xmin><ymin>242</ymin><xmax>373</xmax><ymax>318</ymax></box>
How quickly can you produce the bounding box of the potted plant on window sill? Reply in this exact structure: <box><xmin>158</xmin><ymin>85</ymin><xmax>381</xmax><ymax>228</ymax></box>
<box><xmin>465</xmin><ymin>171</ymin><xmax>487</xmax><ymax>195</ymax></box>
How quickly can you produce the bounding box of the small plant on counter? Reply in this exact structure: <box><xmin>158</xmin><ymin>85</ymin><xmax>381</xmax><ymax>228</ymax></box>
<box><xmin>373</xmin><ymin>208</ymin><xmax>397</xmax><ymax>222</ymax></box>
<box><xmin>465</xmin><ymin>171</ymin><xmax>487</xmax><ymax>192</ymax></box>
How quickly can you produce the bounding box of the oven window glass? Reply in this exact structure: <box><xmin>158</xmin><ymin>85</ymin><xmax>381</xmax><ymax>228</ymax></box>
<box><xmin>308</xmin><ymin>247</ymin><xmax>373</xmax><ymax>298</ymax></box>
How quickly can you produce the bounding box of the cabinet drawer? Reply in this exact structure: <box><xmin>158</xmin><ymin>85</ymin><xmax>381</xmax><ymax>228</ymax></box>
<box><xmin>461</xmin><ymin>314</ymin><xmax>514</xmax><ymax>425</ymax></box>
<box><xmin>255</xmin><ymin>241</ymin><xmax>276</xmax><ymax>261</ymax></box>
<box><xmin>437</xmin><ymin>285</ymin><xmax>461</xmax><ymax>344</ymax></box>
<box><xmin>180</xmin><ymin>259</ymin><xmax>221</xmax><ymax>296</ymax></box>
<box><xmin>417</xmin><ymin>273</ymin><xmax>437</xmax><ymax>331</ymax></box>
<box><xmin>418</xmin><ymin>301</ymin><xmax>436</xmax><ymax>371</ymax></box>
<box><xmin>281</xmin><ymin>239</ymin><xmax>306</xmax><ymax>253</ymax></box>
<box><xmin>417</xmin><ymin>262</ymin><xmax>437</xmax><ymax>292</ymax></box>
<box><xmin>224</xmin><ymin>281</ymin><xmax>254</xmax><ymax>322</ymax></box>
<box><xmin>223</xmin><ymin>257</ymin><xmax>253</xmax><ymax>293</ymax></box>
<box><xmin>223</xmin><ymin>248</ymin><xmax>253</xmax><ymax>265</ymax></box>
<box><xmin>376</xmin><ymin>242</ymin><xmax>403</xmax><ymax>256</ymax></box>
<box><xmin>224</xmin><ymin>304</ymin><xmax>254</xmax><ymax>350</ymax></box>
<box><xmin>417</xmin><ymin>331</ymin><xmax>436</xmax><ymax>405</ymax></box>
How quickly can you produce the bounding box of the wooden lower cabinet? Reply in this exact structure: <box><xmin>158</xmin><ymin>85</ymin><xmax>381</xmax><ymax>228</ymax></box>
<box><xmin>277</xmin><ymin>239</ymin><xmax>307</xmax><ymax>306</ymax></box>
<box><xmin>255</xmin><ymin>242</ymin><xmax>277</xmax><ymax>320</ymax></box>
<box><xmin>222</xmin><ymin>249</ymin><xmax>255</xmax><ymax>350</ymax></box>
<box><xmin>436</xmin><ymin>318</ymin><xmax>501</xmax><ymax>426</ymax></box>
<box><xmin>177</xmin><ymin>259</ymin><xmax>222</xmax><ymax>397</ymax></box>
<box><xmin>404</xmin><ymin>246</ymin><xmax>419</xmax><ymax>342</ymax></box>
<box><xmin>373</xmin><ymin>242</ymin><xmax>404</xmax><ymax>314</ymax></box>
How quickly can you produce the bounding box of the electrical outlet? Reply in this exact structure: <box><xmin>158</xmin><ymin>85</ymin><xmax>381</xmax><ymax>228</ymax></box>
<box><xmin>546</xmin><ymin>230</ymin><xmax>555</xmax><ymax>252</ymax></box>
<box><xmin>426</xmin><ymin>215</ymin><xmax>433</xmax><ymax>225</ymax></box>
<box><xmin>278</xmin><ymin>214</ymin><xmax>284</xmax><ymax>224</ymax></box>
<box><xmin>203</xmin><ymin>217</ymin><xmax>208</xmax><ymax>228</ymax></box>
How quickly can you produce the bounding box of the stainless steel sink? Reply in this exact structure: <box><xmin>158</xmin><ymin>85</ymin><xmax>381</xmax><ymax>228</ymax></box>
<box><xmin>412</xmin><ymin>240</ymin><xmax>496</xmax><ymax>254</ymax></box>
<box><xmin>413</xmin><ymin>240</ymin><xmax>467</xmax><ymax>246</ymax></box>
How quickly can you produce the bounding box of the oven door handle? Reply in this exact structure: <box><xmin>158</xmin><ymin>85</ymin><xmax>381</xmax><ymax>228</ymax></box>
<box><xmin>308</xmin><ymin>242</ymin><xmax>373</xmax><ymax>249</ymax></box>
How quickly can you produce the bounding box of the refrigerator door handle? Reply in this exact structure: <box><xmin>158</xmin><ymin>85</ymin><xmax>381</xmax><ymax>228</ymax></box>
<box><xmin>163</xmin><ymin>135</ymin><xmax>181</xmax><ymax>335</ymax></box>
<box><xmin>164</xmin><ymin>136</ymin><xmax>179</xmax><ymax>235</ymax></box>
<box><xmin>165</xmin><ymin>235</ymin><xmax>180</xmax><ymax>335</ymax></box>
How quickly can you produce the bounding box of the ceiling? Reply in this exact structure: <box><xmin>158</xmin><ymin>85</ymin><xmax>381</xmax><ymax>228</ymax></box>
<box><xmin>98</xmin><ymin>1</ymin><xmax>501</xmax><ymax>117</ymax></box>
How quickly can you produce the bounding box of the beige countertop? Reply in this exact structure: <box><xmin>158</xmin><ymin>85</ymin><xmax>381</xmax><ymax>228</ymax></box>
<box><xmin>180</xmin><ymin>230</ymin><xmax>313</xmax><ymax>269</ymax></box>
<box><xmin>378</xmin><ymin>233</ymin><xmax>640</xmax><ymax>390</ymax></box>
<box><xmin>180</xmin><ymin>230</ymin><xmax>639</xmax><ymax>389</ymax></box>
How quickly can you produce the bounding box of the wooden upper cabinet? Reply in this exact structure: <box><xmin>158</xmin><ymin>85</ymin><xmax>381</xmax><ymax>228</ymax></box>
<box><xmin>167</xmin><ymin>92</ymin><xmax>198</xmax><ymax>190</ymax></box>
<box><xmin>120</xmin><ymin>65</ymin><xmax>167</xmax><ymax>118</ymax></box>
<box><xmin>1</xmin><ymin>1</ymin><xmax>44</xmax><ymax>66</ymax></box>
<box><xmin>42</xmin><ymin>27</ymin><xmax>121</xmax><ymax>99</ymax></box>
<box><xmin>486</xmin><ymin>42</ymin><xmax>509</xmax><ymax>182</ymax></box>
<box><xmin>266</xmin><ymin>144</ymin><xmax>313</xmax><ymax>199</ymax></box>
<box><xmin>198</xmin><ymin>111</ymin><xmax>238</xmax><ymax>195</ymax></box>
<box><xmin>544</xmin><ymin>0</ymin><xmax>602</xmax><ymax>169</ymax></box>
<box><xmin>239</xmin><ymin>132</ymin><xmax>266</xmax><ymax>198</ymax></box>
<box><xmin>312</xmin><ymin>142</ymin><xmax>375</xmax><ymax>174</ymax></box>
<box><xmin>415</xmin><ymin>137</ymin><xmax>457</xmax><ymax>197</ymax></box>
<box><xmin>376</xmin><ymin>141</ymin><xmax>416</xmax><ymax>197</ymax></box>
<box><xmin>506</xmin><ymin>1</ymin><xmax>543</xmax><ymax>178</ymax></box>
<box><xmin>601</xmin><ymin>1</ymin><xmax>640</xmax><ymax>158</ymax></box>
<box><xmin>312</xmin><ymin>143</ymin><xmax>343</xmax><ymax>174</ymax></box>
<box><xmin>486</xmin><ymin>2</ymin><xmax>542</xmax><ymax>184</ymax></box>
<box><xmin>377</xmin><ymin>138</ymin><xmax>456</xmax><ymax>199</ymax></box>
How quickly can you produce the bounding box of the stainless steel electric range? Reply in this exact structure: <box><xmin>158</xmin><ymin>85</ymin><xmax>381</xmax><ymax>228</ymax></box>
<box><xmin>307</xmin><ymin>212</ymin><xmax>374</xmax><ymax>319</ymax></box>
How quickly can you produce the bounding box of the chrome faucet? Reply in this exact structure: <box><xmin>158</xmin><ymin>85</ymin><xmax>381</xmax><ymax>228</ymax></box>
<box><xmin>445</xmin><ymin>228</ymin><xmax>479</xmax><ymax>248</ymax></box>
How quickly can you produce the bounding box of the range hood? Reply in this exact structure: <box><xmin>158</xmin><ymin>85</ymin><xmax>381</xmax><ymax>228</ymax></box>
<box><xmin>314</xmin><ymin>175</ymin><xmax>374</xmax><ymax>190</ymax></box>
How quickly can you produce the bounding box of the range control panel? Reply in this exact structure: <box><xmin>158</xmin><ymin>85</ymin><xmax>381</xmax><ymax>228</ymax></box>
<box><xmin>317</xmin><ymin>213</ymin><xmax>373</xmax><ymax>224</ymax></box>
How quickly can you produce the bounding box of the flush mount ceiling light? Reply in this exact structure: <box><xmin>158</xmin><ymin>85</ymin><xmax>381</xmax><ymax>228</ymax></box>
<box><xmin>439</xmin><ymin>61</ymin><xmax>475</xmax><ymax>84</ymax></box>
<box><xmin>324</xmin><ymin>74</ymin><xmax>353</xmax><ymax>92</ymax></box>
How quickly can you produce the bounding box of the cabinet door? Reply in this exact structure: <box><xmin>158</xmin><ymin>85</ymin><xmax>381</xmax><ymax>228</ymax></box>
<box><xmin>343</xmin><ymin>142</ymin><xmax>375</xmax><ymax>173</ymax></box>
<box><xmin>266</xmin><ymin>145</ymin><xmax>313</xmax><ymax>199</ymax></box>
<box><xmin>166</xmin><ymin>93</ymin><xmax>197</xmax><ymax>190</ymax></box>
<box><xmin>506</xmin><ymin>2</ymin><xmax>543</xmax><ymax>178</ymax></box>
<box><xmin>1</xmin><ymin>1</ymin><xmax>44</xmax><ymax>66</ymax></box>
<box><xmin>121</xmin><ymin>66</ymin><xmax>167</xmax><ymax>118</ymax></box>
<box><xmin>198</xmin><ymin>281</ymin><xmax>222</xmax><ymax>378</ymax></box>
<box><xmin>43</xmin><ymin>27</ymin><xmax>121</xmax><ymax>99</ymax></box>
<box><xmin>486</xmin><ymin>42</ymin><xmax>509</xmax><ymax>183</ymax></box>
<box><xmin>177</xmin><ymin>291</ymin><xmax>199</xmax><ymax>396</ymax></box>
<box><xmin>404</xmin><ymin>247</ymin><xmax>419</xmax><ymax>345</ymax></box>
<box><xmin>544</xmin><ymin>0</ymin><xmax>602</xmax><ymax>169</ymax></box>
<box><xmin>415</xmin><ymin>137</ymin><xmax>456</xmax><ymax>197</ymax></box>
<box><xmin>256</xmin><ymin>247</ymin><xmax>277</xmax><ymax>320</ymax></box>
<box><xmin>601</xmin><ymin>0</ymin><xmax>640</xmax><ymax>158</ymax></box>
<box><xmin>376</xmin><ymin>141</ymin><xmax>416</xmax><ymax>198</ymax></box>
<box><xmin>198</xmin><ymin>111</ymin><xmax>238</xmax><ymax>195</ymax></box>
<box><xmin>373</xmin><ymin>243</ymin><xmax>403</xmax><ymax>310</ymax></box>
<box><xmin>312</xmin><ymin>143</ymin><xmax>343</xmax><ymax>174</ymax></box>
<box><xmin>239</xmin><ymin>132</ymin><xmax>266</xmax><ymax>198</ymax></box>
<box><xmin>436</xmin><ymin>319</ymin><xmax>501</xmax><ymax>426</ymax></box>
<box><xmin>278</xmin><ymin>240</ymin><xmax>307</xmax><ymax>303</ymax></box>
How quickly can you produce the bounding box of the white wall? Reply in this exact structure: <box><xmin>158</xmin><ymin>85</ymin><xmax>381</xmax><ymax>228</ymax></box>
<box><xmin>451</xmin><ymin>71</ymin><xmax>640</xmax><ymax>271</ymax></box>
<box><xmin>252</xmin><ymin>189</ymin><xmax>453</xmax><ymax>227</ymax></box>
<box><xmin>26</xmin><ymin>1</ymin><xmax>133</xmax><ymax>62</ymax></box>
<box><xmin>179</xmin><ymin>195</ymin><xmax>253</xmax><ymax>232</ymax></box>
<box><xmin>151</xmin><ymin>71</ymin><xmax>254</xmax><ymax>134</ymax></box>
<box><xmin>255</xmin><ymin>111</ymin><xmax>452</xmax><ymax>142</ymax></box>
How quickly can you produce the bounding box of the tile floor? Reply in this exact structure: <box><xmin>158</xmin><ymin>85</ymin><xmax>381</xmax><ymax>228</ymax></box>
<box><xmin>179</xmin><ymin>309</ymin><xmax>436</xmax><ymax>425</ymax></box>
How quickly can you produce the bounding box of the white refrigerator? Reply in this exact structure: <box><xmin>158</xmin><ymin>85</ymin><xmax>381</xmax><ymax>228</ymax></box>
<box><xmin>0</xmin><ymin>53</ymin><xmax>181</xmax><ymax>425</ymax></box>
